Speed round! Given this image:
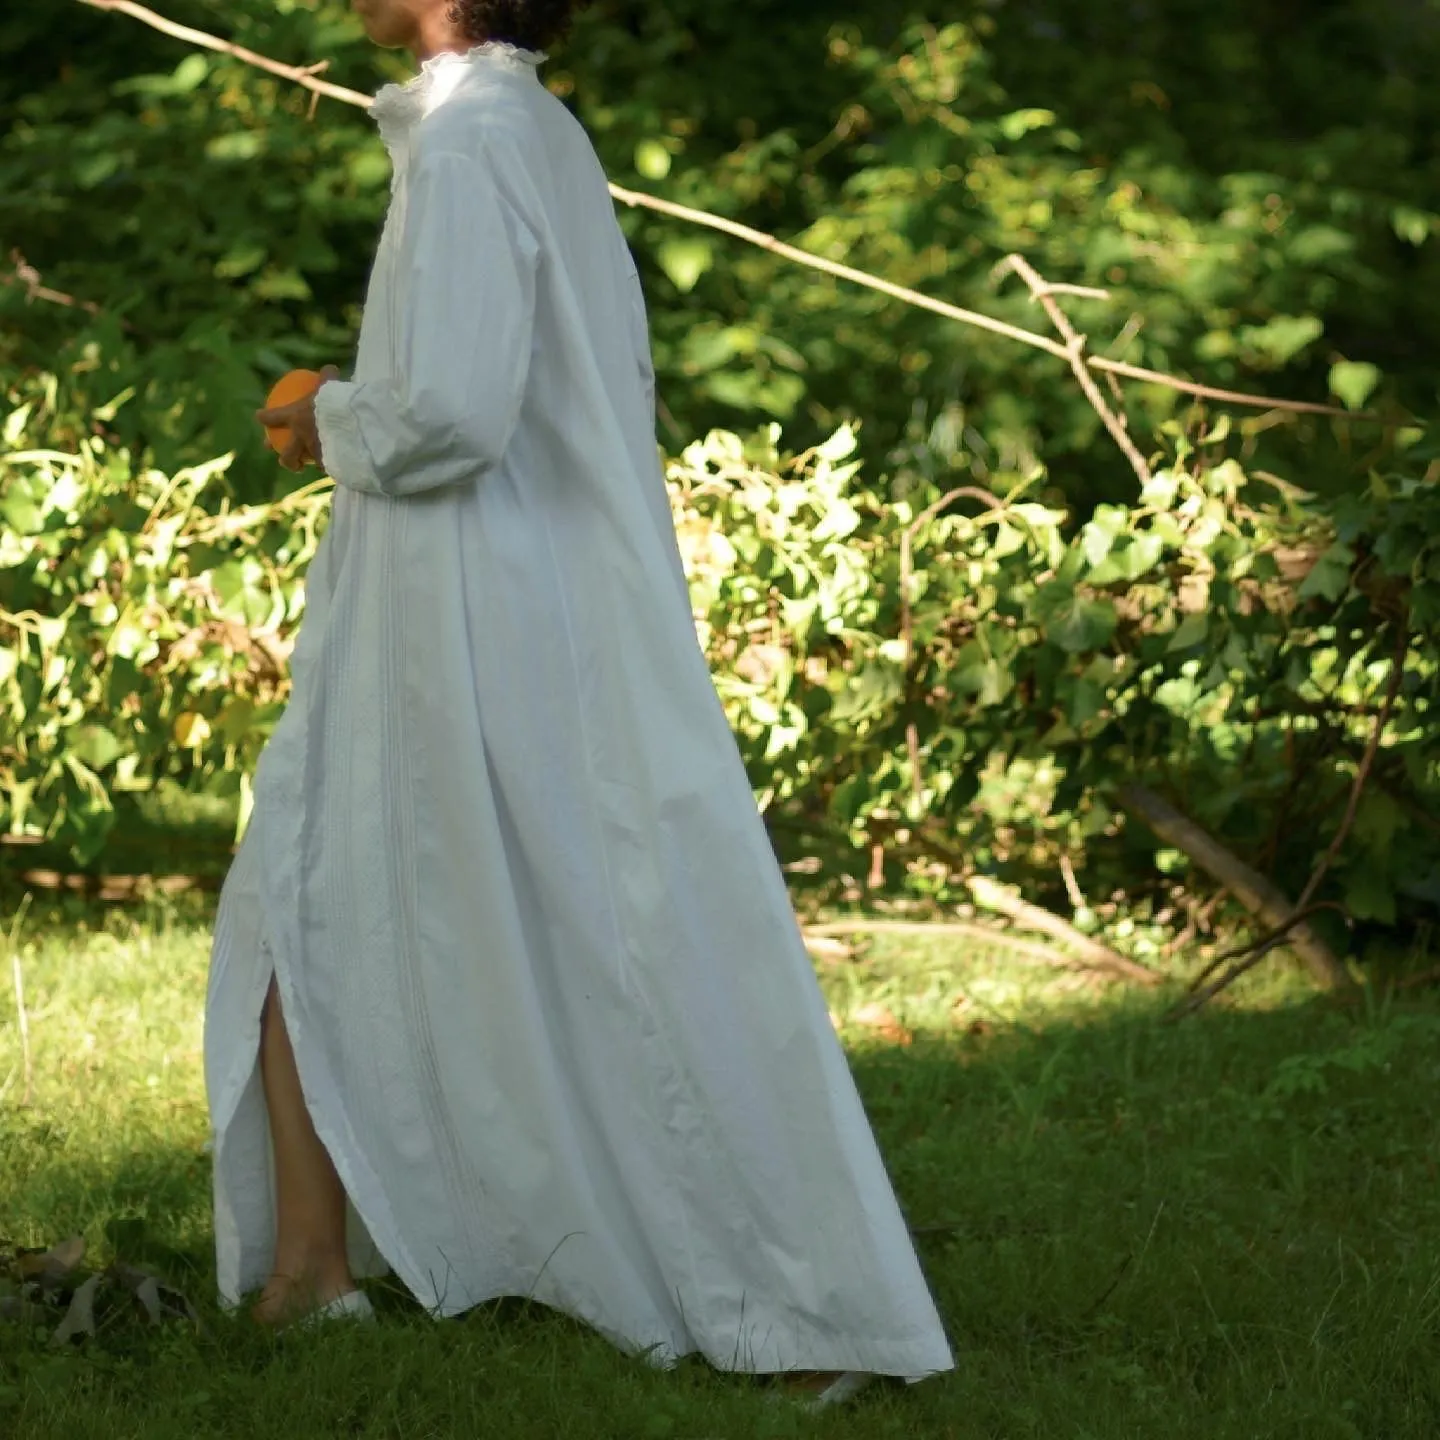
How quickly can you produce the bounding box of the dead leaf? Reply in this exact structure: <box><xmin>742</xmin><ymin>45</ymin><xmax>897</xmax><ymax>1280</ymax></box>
<box><xmin>15</xmin><ymin>1235</ymin><xmax>85</xmax><ymax>1290</ymax></box>
<box><xmin>51</xmin><ymin>1272</ymin><xmax>101</xmax><ymax>1346</ymax></box>
<box><xmin>135</xmin><ymin>1277</ymin><xmax>164</xmax><ymax>1326</ymax></box>
<box><xmin>848</xmin><ymin>1002</ymin><xmax>913</xmax><ymax>1046</ymax></box>
<box><xmin>47</xmin><ymin>1236</ymin><xmax>85</xmax><ymax>1274</ymax></box>
<box><xmin>804</xmin><ymin>935</ymin><xmax>855</xmax><ymax>964</ymax></box>
<box><xmin>111</xmin><ymin>1264</ymin><xmax>197</xmax><ymax>1328</ymax></box>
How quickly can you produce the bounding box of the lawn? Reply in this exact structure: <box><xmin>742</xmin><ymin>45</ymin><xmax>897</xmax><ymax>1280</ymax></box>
<box><xmin>2</xmin><ymin>891</ymin><xmax>1439</xmax><ymax>1438</ymax></box>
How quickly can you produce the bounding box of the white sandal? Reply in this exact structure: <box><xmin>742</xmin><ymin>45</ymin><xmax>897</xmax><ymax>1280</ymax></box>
<box><xmin>805</xmin><ymin>1371</ymin><xmax>877</xmax><ymax>1411</ymax></box>
<box><xmin>294</xmin><ymin>1289</ymin><xmax>376</xmax><ymax>1330</ymax></box>
<box><xmin>767</xmin><ymin>1370</ymin><xmax>878</xmax><ymax>1411</ymax></box>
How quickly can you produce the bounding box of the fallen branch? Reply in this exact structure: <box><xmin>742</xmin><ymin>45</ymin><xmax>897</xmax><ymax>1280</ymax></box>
<box><xmin>965</xmin><ymin>877</ymin><xmax>1161</xmax><ymax>985</ymax></box>
<box><xmin>1116</xmin><ymin>782</ymin><xmax>1350</xmax><ymax>992</ymax></box>
<box><xmin>802</xmin><ymin>916</ymin><xmax>1145</xmax><ymax>980</ymax></box>
<box><xmin>1166</xmin><ymin>626</ymin><xmax>1407</xmax><ymax>1016</ymax></box>
<box><xmin>78</xmin><ymin>0</ymin><xmax>1372</xmax><ymax>422</ymax></box>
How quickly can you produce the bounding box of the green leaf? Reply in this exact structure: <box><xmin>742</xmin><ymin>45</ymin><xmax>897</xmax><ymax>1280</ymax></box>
<box><xmin>1123</xmin><ymin>534</ymin><xmax>1166</xmax><ymax>580</ymax></box>
<box><xmin>1392</xmin><ymin>206</ymin><xmax>1433</xmax><ymax>247</ymax></box>
<box><xmin>2</xmin><ymin>489</ymin><xmax>43</xmax><ymax>535</ymax></box>
<box><xmin>214</xmin><ymin>243</ymin><xmax>267</xmax><ymax>281</ymax></box>
<box><xmin>1344</xmin><ymin>862</ymin><xmax>1397</xmax><ymax>925</ymax></box>
<box><xmin>952</xmin><ymin>644</ymin><xmax>1013</xmax><ymax>707</ymax></box>
<box><xmin>812</xmin><ymin>499</ymin><xmax>861</xmax><ymax>540</ymax></box>
<box><xmin>1035</xmin><ymin>584</ymin><xmax>1118</xmax><ymax>654</ymax></box>
<box><xmin>998</xmin><ymin>108</ymin><xmax>1056</xmax><ymax>140</ymax></box>
<box><xmin>658</xmin><ymin>238</ymin><xmax>714</xmax><ymax>294</ymax></box>
<box><xmin>205</xmin><ymin>131</ymin><xmax>265</xmax><ymax>163</ymax></box>
<box><xmin>68</xmin><ymin>725</ymin><xmax>123</xmax><ymax>771</ymax></box>
<box><xmin>830</xmin><ymin>661</ymin><xmax>903</xmax><ymax>723</ymax></box>
<box><xmin>172</xmin><ymin>53</ymin><xmax>211</xmax><ymax>93</ymax></box>
<box><xmin>816</xmin><ymin>424</ymin><xmax>859</xmax><ymax>463</ymax></box>
<box><xmin>1080</xmin><ymin>522</ymin><xmax>1113</xmax><ymax>568</ymax></box>
<box><xmin>1167</xmin><ymin>612</ymin><xmax>1209</xmax><ymax>652</ymax></box>
<box><xmin>634</xmin><ymin>140</ymin><xmax>672</xmax><ymax>180</ymax></box>
<box><xmin>1329</xmin><ymin>361</ymin><xmax>1381</xmax><ymax>413</ymax></box>
<box><xmin>1067</xmin><ymin>677</ymin><xmax>1106</xmax><ymax>727</ymax></box>
<box><xmin>1140</xmin><ymin>470</ymin><xmax>1180</xmax><ymax>509</ymax></box>
<box><xmin>989</xmin><ymin>521</ymin><xmax>1026</xmax><ymax>558</ymax></box>
<box><xmin>1352</xmin><ymin>790</ymin><xmax>1403</xmax><ymax>855</ymax></box>
<box><xmin>1239</xmin><ymin>314</ymin><xmax>1324</xmax><ymax>366</ymax></box>
<box><xmin>1297</xmin><ymin>543</ymin><xmax>1354</xmax><ymax>602</ymax></box>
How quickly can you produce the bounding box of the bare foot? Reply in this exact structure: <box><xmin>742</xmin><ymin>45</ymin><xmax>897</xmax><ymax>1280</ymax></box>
<box><xmin>250</xmin><ymin>1262</ymin><xmax>356</xmax><ymax>1327</ymax></box>
<box><xmin>780</xmin><ymin>1371</ymin><xmax>849</xmax><ymax>1395</ymax></box>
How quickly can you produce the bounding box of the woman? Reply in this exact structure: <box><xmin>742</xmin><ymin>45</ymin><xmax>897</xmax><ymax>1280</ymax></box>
<box><xmin>208</xmin><ymin>0</ymin><xmax>954</xmax><ymax>1408</ymax></box>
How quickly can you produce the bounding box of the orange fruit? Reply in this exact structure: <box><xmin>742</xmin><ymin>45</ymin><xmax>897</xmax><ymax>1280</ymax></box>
<box><xmin>263</xmin><ymin>368</ymin><xmax>322</xmax><ymax>455</ymax></box>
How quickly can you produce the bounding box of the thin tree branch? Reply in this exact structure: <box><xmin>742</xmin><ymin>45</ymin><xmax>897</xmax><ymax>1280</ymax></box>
<box><xmin>996</xmin><ymin>253</ymin><xmax>1153</xmax><ymax>487</ymax></box>
<box><xmin>967</xmin><ymin>876</ymin><xmax>1161</xmax><ymax>985</ymax></box>
<box><xmin>801</xmin><ymin>918</ymin><xmax>1142</xmax><ymax>980</ymax></box>
<box><xmin>77</xmin><ymin>0</ymin><xmax>370</xmax><ymax>109</ymax></box>
<box><xmin>2</xmin><ymin>250</ymin><xmax>103</xmax><ymax>316</ymax></box>
<box><xmin>1117</xmin><ymin>782</ymin><xmax>1350</xmax><ymax>989</ymax></box>
<box><xmin>79</xmin><ymin>0</ymin><xmax>1376</xmax><ymax>424</ymax></box>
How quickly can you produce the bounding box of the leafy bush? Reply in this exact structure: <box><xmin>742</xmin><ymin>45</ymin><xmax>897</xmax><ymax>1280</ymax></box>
<box><xmin>5</xmin><ymin>369</ymin><xmax>1437</xmax><ymax>968</ymax></box>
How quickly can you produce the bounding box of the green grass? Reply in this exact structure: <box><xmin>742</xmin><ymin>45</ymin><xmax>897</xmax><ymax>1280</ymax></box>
<box><xmin>2</xmin><ymin>892</ymin><xmax>1440</xmax><ymax>1438</ymax></box>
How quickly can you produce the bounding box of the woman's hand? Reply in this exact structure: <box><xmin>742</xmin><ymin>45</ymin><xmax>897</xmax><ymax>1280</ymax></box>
<box><xmin>256</xmin><ymin>365</ymin><xmax>342</xmax><ymax>473</ymax></box>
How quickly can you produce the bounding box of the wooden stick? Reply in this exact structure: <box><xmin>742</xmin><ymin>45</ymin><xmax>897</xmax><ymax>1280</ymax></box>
<box><xmin>801</xmin><ymin>917</ymin><xmax>1139</xmax><ymax>978</ymax></box>
<box><xmin>1167</xmin><ymin>625</ymin><xmax>1406</xmax><ymax>1014</ymax></box>
<box><xmin>77</xmin><ymin>0</ymin><xmax>1372</xmax><ymax>422</ymax></box>
<box><xmin>965</xmin><ymin>877</ymin><xmax>1161</xmax><ymax>985</ymax></box>
<box><xmin>1117</xmin><ymin>783</ymin><xmax>1349</xmax><ymax>991</ymax></box>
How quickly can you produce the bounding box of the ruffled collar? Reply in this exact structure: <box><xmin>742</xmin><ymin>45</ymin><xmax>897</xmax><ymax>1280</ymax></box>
<box><xmin>369</xmin><ymin>41</ymin><xmax>546</xmax><ymax>150</ymax></box>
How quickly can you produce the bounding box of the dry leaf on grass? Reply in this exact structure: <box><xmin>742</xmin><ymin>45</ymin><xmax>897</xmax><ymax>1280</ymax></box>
<box><xmin>803</xmin><ymin>935</ymin><xmax>856</xmax><ymax>965</ymax></box>
<box><xmin>111</xmin><ymin>1264</ymin><xmax>199</xmax><ymax>1328</ymax></box>
<box><xmin>847</xmin><ymin>1002</ymin><xmax>914</xmax><ymax>1045</ymax></box>
<box><xmin>51</xmin><ymin>1273</ymin><xmax>101</xmax><ymax>1346</ymax></box>
<box><xmin>13</xmin><ymin>1235</ymin><xmax>86</xmax><ymax>1290</ymax></box>
<box><xmin>1</xmin><ymin>1239</ymin><xmax>199</xmax><ymax>1341</ymax></box>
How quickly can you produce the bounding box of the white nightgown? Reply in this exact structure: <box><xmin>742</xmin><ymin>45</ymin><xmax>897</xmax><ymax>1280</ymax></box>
<box><xmin>204</xmin><ymin>39</ymin><xmax>954</xmax><ymax>1381</ymax></box>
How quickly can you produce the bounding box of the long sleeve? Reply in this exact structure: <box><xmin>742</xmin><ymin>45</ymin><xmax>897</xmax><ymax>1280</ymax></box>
<box><xmin>315</xmin><ymin>147</ymin><xmax>540</xmax><ymax>498</ymax></box>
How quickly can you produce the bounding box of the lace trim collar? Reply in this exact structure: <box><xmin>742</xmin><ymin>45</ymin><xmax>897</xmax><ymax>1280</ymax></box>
<box><xmin>370</xmin><ymin>41</ymin><xmax>546</xmax><ymax>148</ymax></box>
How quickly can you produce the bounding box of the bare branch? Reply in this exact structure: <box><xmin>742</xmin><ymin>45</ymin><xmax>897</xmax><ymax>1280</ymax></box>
<box><xmin>802</xmin><ymin>917</ymin><xmax>1145</xmax><ymax>981</ymax></box>
<box><xmin>78</xmin><ymin>0</ymin><xmax>1376</xmax><ymax>424</ymax></box>
<box><xmin>1117</xmin><ymin>782</ymin><xmax>1350</xmax><ymax>990</ymax></box>
<box><xmin>77</xmin><ymin>0</ymin><xmax>373</xmax><ymax>109</ymax></box>
<box><xmin>967</xmin><ymin>876</ymin><xmax>1161</xmax><ymax>985</ymax></box>
<box><xmin>996</xmin><ymin>253</ymin><xmax>1152</xmax><ymax>487</ymax></box>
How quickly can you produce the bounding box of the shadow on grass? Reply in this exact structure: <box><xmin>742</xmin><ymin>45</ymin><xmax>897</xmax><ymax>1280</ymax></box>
<box><xmin>4</xmin><ymin>987</ymin><xmax>1440</xmax><ymax>1437</ymax></box>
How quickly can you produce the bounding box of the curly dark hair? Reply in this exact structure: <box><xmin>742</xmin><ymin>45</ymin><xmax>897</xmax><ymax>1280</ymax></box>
<box><xmin>447</xmin><ymin>0</ymin><xmax>590</xmax><ymax>53</ymax></box>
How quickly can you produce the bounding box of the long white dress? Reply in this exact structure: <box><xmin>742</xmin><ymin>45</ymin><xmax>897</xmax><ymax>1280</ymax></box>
<box><xmin>204</xmin><ymin>40</ymin><xmax>954</xmax><ymax>1381</ymax></box>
